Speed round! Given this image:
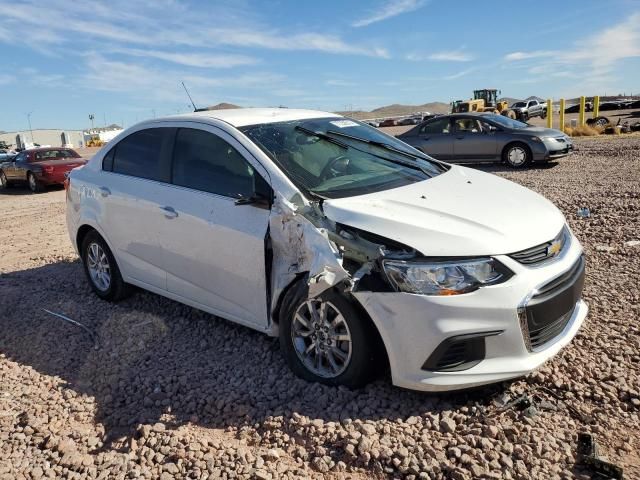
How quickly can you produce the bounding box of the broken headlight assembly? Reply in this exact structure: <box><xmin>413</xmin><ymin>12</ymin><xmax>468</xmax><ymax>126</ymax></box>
<box><xmin>382</xmin><ymin>258</ymin><xmax>513</xmax><ymax>295</ymax></box>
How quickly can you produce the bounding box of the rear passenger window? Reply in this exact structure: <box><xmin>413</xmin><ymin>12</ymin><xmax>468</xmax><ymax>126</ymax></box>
<box><xmin>112</xmin><ymin>128</ymin><xmax>168</xmax><ymax>181</ymax></box>
<box><xmin>420</xmin><ymin>118</ymin><xmax>450</xmax><ymax>134</ymax></box>
<box><xmin>172</xmin><ymin>128</ymin><xmax>254</xmax><ymax>198</ymax></box>
<box><xmin>102</xmin><ymin>148</ymin><xmax>115</xmax><ymax>171</ymax></box>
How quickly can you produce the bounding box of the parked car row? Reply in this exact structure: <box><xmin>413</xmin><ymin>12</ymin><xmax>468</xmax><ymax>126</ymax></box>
<box><xmin>0</xmin><ymin>147</ymin><xmax>87</xmax><ymax>192</ymax></box>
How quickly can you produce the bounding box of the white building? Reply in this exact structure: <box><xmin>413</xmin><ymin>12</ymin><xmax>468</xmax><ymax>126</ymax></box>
<box><xmin>0</xmin><ymin>129</ymin><xmax>84</xmax><ymax>149</ymax></box>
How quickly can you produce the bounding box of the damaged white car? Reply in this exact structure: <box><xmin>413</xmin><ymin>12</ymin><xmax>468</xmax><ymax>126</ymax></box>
<box><xmin>66</xmin><ymin>108</ymin><xmax>587</xmax><ymax>392</ymax></box>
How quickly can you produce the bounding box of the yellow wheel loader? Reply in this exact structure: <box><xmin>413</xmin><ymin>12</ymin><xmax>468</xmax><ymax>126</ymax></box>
<box><xmin>451</xmin><ymin>89</ymin><xmax>516</xmax><ymax>119</ymax></box>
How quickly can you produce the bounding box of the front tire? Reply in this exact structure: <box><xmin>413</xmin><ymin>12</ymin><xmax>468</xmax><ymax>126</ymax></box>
<box><xmin>81</xmin><ymin>231</ymin><xmax>132</xmax><ymax>301</ymax></box>
<box><xmin>503</xmin><ymin>142</ymin><xmax>531</xmax><ymax>169</ymax></box>
<box><xmin>279</xmin><ymin>284</ymin><xmax>380</xmax><ymax>388</ymax></box>
<box><xmin>28</xmin><ymin>172</ymin><xmax>44</xmax><ymax>193</ymax></box>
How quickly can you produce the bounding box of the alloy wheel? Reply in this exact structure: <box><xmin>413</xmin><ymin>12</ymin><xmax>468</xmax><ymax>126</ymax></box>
<box><xmin>291</xmin><ymin>299</ymin><xmax>353</xmax><ymax>378</ymax></box>
<box><xmin>86</xmin><ymin>242</ymin><xmax>111</xmax><ymax>291</ymax></box>
<box><xmin>28</xmin><ymin>174</ymin><xmax>37</xmax><ymax>191</ymax></box>
<box><xmin>0</xmin><ymin>171</ymin><xmax>6</xmax><ymax>188</ymax></box>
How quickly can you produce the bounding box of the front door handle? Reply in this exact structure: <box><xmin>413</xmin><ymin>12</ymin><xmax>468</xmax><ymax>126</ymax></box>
<box><xmin>161</xmin><ymin>206</ymin><xmax>178</xmax><ymax>219</ymax></box>
<box><xmin>99</xmin><ymin>186</ymin><xmax>111</xmax><ymax>197</ymax></box>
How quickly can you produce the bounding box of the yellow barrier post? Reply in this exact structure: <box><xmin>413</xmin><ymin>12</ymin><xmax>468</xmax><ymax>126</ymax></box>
<box><xmin>579</xmin><ymin>96</ymin><xmax>586</xmax><ymax>126</ymax></box>
<box><xmin>546</xmin><ymin>98</ymin><xmax>553</xmax><ymax>129</ymax></box>
<box><xmin>593</xmin><ymin>95</ymin><xmax>600</xmax><ymax>118</ymax></box>
<box><xmin>559</xmin><ymin>99</ymin><xmax>565</xmax><ymax>133</ymax></box>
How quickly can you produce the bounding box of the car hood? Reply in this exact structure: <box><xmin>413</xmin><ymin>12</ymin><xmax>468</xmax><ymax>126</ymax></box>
<box><xmin>322</xmin><ymin>166</ymin><xmax>565</xmax><ymax>256</ymax></box>
<box><xmin>520</xmin><ymin>127</ymin><xmax>565</xmax><ymax>137</ymax></box>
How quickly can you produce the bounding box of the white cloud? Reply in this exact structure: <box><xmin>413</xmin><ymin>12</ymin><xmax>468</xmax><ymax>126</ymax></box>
<box><xmin>0</xmin><ymin>0</ymin><xmax>389</xmax><ymax>59</ymax></box>
<box><xmin>352</xmin><ymin>0</ymin><xmax>426</xmax><ymax>27</ymax></box>
<box><xmin>114</xmin><ymin>48</ymin><xmax>259</xmax><ymax>68</ymax></box>
<box><xmin>0</xmin><ymin>74</ymin><xmax>15</xmax><ymax>85</ymax></box>
<box><xmin>428</xmin><ymin>51</ymin><xmax>473</xmax><ymax>62</ymax></box>
<box><xmin>407</xmin><ymin>49</ymin><xmax>473</xmax><ymax>62</ymax></box>
<box><xmin>443</xmin><ymin>68</ymin><xmax>475</xmax><ymax>80</ymax></box>
<box><xmin>201</xmin><ymin>29</ymin><xmax>389</xmax><ymax>58</ymax></box>
<box><xmin>503</xmin><ymin>12</ymin><xmax>640</xmax><ymax>87</ymax></box>
<box><xmin>79</xmin><ymin>55</ymin><xmax>286</xmax><ymax>104</ymax></box>
<box><xmin>504</xmin><ymin>50</ymin><xmax>555</xmax><ymax>61</ymax></box>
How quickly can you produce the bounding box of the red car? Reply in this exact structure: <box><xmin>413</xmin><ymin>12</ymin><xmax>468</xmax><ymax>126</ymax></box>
<box><xmin>0</xmin><ymin>147</ymin><xmax>87</xmax><ymax>193</ymax></box>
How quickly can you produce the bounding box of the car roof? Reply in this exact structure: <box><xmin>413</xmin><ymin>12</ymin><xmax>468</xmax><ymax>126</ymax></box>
<box><xmin>164</xmin><ymin>107</ymin><xmax>341</xmax><ymax>127</ymax></box>
<box><xmin>27</xmin><ymin>147</ymin><xmax>76</xmax><ymax>152</ymax></box>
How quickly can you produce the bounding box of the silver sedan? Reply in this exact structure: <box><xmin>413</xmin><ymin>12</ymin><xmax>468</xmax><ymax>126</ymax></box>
<box><xmin>396</xmin><ymin>113</ymin><xmax>573</xmax><ymax>168</ymax></box>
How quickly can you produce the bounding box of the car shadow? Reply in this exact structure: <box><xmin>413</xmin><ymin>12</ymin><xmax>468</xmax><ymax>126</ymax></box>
<box><xmin>0</xmin><ymin>184</ymin><xmax>65</xmax><ymax>195</ymax></box>
<box><xmin>609</xmin><ymin>110</ymin><xmax>640</xmax><ymax>119</ymax></box>
<box><xmin>0</xmin><ymin>259</ymin><xmax>513</xmax><ymax>451</ymax></box>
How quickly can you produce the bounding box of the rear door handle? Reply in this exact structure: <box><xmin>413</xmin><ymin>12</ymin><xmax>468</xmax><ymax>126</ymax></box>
<box><xmin>161</xmin><ymin>206</ymin><xmax>178</xmax><ymax>219</ymax></box>
<box><xmin>99</xmin><ymin>186</ymin><xmax>111</xmax><ymax>197</ymax></box>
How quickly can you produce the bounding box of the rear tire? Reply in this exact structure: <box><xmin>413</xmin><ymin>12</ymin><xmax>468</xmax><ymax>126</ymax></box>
<box><xmin>28</xmin><ymin>172</ymin><xmax>44</xmax><ymax>193</ymax></box>
<box><xmin>503</xmin><ymin>142</ymin><xmax>531</xmax><ymax>169</ymax></box>
<box><xmin>279</xmin><ymin>282</ymin><xmax>380</xmax><ymax>388</ymax></box>
<box><xmin>81</xmin><ymin>230</ymin><xmax>132</xmax><ymax>301</ymax></box>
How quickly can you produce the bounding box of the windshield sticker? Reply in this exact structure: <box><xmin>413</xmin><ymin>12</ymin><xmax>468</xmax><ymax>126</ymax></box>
<box><xmin>329</xmin><ymin>120</ymin><xmax>359</xmax><ymax>128</ymax></box>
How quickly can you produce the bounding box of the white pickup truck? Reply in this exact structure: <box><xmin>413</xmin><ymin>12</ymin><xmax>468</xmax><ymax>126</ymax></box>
<box><xmin>510</xmin><ymin>99</ymin><xmax>547</xmax><ymax>121</ymax></box>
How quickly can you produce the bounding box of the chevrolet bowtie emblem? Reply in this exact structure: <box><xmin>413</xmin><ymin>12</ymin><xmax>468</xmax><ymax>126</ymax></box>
<box><xmin>547</xmin><ymin>239</ymin><xmax>562</xmax><ymax>256</ymax></box>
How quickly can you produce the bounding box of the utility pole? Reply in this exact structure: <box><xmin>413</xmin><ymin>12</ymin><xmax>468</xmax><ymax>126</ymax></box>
<box><xmin>89</xmin><ymin>114</ymin><xmax>95</xmax><ymax>129</ymax></box>
<box><xmin>26</xmin><ymin>112</ymin><xmax>34</xmax><ymax>143</ymax></box>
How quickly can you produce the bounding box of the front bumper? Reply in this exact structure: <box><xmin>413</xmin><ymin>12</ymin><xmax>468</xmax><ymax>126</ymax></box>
<box><xmin>542</xmin><ymin>138</ymin><xmax>574</xmax><ymax>160</ymax></box>
<box><xmin>352</xmin><ymin>231</ymin><xmax>587</xmax><ymax>392</ymax></box>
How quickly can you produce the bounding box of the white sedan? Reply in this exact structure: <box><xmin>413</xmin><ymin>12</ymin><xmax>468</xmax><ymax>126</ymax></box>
<box><xmin>66</xmin><ymin>108</ymin><xmax>587</xmax><ymax>391</ymax></box>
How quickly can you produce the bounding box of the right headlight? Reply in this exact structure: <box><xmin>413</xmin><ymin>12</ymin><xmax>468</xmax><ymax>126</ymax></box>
<box><xmin>382</xmin><ymin>257</ymin><xmax>513</xmax><ymax>296</ymax></box>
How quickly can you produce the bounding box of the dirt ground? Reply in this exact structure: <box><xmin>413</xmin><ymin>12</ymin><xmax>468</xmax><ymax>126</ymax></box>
<box><xmin>1</xmin><ymin>136</ymin><xmax>639</xmax><ymax>479</ymax></box>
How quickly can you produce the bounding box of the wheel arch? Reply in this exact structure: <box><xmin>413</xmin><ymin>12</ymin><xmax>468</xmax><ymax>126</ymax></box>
<box><xmin>273</xmin><ymin>275</ymin><xmax>391</xmax><ymax>373</ymax></box>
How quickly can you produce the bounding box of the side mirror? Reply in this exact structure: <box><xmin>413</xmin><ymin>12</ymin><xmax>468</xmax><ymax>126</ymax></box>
<box><xmin>234</xmin><ymin>173</ymin><xmax>273</xmax><ymax>209</ymax></box>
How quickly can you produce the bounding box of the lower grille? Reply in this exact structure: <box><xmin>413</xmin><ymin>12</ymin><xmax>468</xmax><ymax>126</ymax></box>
<box><xmin>529</xmin><ymin>306</ymin><xmax>574</xmax><ymax>349</ymax></box>
<box><xmin>519</xmin><ymin>255</ymin><xmax>585</xmax><ymax>351</ymax></box>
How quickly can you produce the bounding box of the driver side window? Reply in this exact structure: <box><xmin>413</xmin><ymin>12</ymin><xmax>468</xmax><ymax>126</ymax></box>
<box><xmin>171</xmin><ymin>128</ymin><xmax>256</xmax><ymax>199</ymax></box>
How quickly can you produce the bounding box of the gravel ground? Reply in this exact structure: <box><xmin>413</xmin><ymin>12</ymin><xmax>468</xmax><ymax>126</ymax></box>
<box><xmin>1</xmin><ymin>136</ymin><xmax>639</xmax><ymax>479</ymax></box>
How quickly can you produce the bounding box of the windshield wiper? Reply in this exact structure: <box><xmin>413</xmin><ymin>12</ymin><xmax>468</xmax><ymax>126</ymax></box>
<box><xmin>326</xmin><ymin>130</ymin><xmax>422</xmax><ymax>159</ymax></box>
<box><xmin>325</xmin><ymin>130</ymin><xmax>436</xmax><ymax>176</ymax></box>
<box><xmin>295</xmin><ymin>126</ymin><xmax>348</xmax><ymax>149</ymax></box>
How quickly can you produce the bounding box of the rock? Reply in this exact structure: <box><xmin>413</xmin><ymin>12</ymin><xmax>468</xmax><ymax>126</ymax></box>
<box><xmin>360</xmin><ymin>423</ymin><xmax>377</xmax><ymax>436</ymax></box>
<box><xmin>311</xmin><ymin>456</ymin><xmax>330</xmax><ymax>473</ymax></box>
<box><xmin>440</xmin><ymin>417</ymin><xmax>456</xmax><ymax>433</ymax></box>
<box><xmin>152</xmin><ymin>423</ymin><xmax>166</xmax><ymax>432</ymax></box>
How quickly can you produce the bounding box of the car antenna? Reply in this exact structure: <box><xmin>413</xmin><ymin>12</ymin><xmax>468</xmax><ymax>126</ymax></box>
<box><xmin>182</xmin><ymin>81</ymin><xmax>207</xmax><ymax>112</ymax></box>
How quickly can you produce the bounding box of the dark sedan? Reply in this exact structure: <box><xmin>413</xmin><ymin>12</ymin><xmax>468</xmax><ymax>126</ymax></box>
<box><xmin>396</xmin><ymin>113</ymin><xmax>573</xmax><ymax>168</ymax></box>
<box><xmin>0</xmin><ymin>147</ymin><xmax>87</xmax><ymax>192</ymax></box>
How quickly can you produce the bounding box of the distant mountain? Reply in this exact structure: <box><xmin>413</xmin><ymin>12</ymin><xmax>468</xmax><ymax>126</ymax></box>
<box><xmin>337</xmin><ymin>102</ymin><xmax>450</xmax><ymax>119</ymax></box>
<box><xmin>204</xmin><ymin>102</ymin><xmax>240</xmax><ymax>110</ymax></box>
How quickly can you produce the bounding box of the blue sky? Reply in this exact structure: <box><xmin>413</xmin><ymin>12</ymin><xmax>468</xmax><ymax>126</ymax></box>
<box><xmin>1</xmin><ymin>0</ymin><xmax>639</xmax><ymax>131</ymax></box>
